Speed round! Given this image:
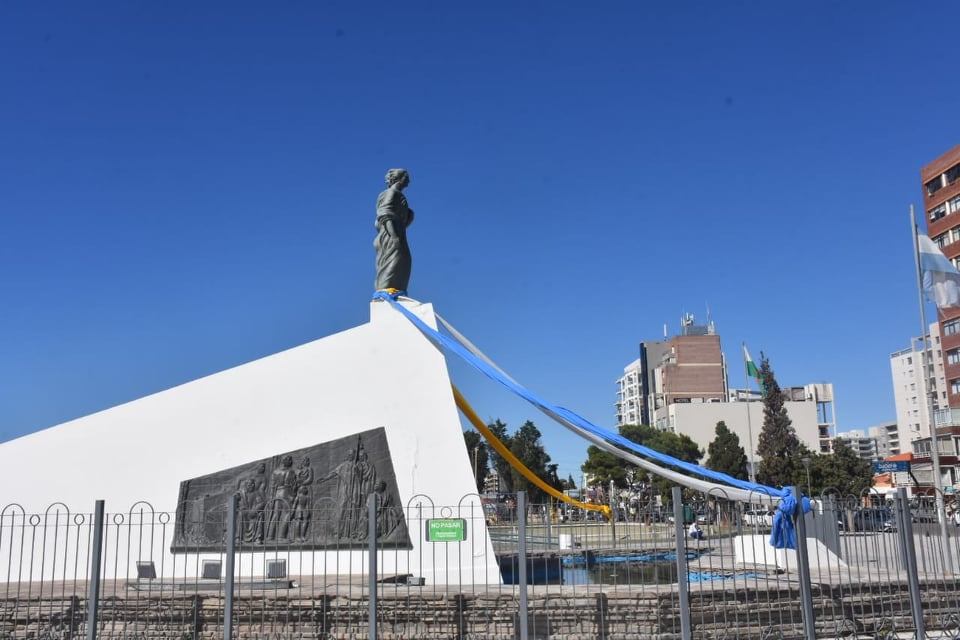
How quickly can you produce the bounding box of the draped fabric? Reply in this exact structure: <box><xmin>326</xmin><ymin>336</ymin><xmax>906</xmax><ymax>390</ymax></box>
<box><xmin>373</xmin><ymin>291</ymin><xmax>805</xmax><ymax>548</ymax></box>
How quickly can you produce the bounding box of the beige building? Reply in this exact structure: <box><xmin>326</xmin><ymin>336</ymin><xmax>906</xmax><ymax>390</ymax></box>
<box><xmin>652</xmin><ymin>385</ymin><xmax>834</xmax><ymax>479</ymax></box>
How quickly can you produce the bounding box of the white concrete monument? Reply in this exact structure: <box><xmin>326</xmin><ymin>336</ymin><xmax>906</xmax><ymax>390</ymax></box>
<box><xmin>0</xmin><ymin>299</ymin><xmax>500</xmax><ymax>585</ymax></box>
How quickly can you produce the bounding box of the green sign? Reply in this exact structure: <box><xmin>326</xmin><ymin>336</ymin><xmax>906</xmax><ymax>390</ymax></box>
<box><xmin>426</xmin><ymin>518</ymin><xmax>467</xmax><ymax>542</ymax></box>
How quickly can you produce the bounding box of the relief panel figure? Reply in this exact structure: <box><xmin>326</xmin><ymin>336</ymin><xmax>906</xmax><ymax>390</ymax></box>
<box><xmin>171</xmin><ymin>427</ymin><xmax>411</xmax><ymax>552</ymax></box>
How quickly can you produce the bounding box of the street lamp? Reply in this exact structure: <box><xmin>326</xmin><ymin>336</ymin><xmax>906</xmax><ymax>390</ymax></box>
<box><xmin>801</xmin><ymin>457</ymin><xmax>812</xmax><ymax>497</ymax></box>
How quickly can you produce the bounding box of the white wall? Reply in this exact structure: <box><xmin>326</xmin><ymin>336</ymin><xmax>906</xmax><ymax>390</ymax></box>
<box><xmin>0</xmin><ymin>300</ymin><xmax>500</xmax><ymax>585</ymax></box>
<box><xmin>664</xmin><ymin>402</ymin><xmax>823</xmax><ymax>467</ymax></box>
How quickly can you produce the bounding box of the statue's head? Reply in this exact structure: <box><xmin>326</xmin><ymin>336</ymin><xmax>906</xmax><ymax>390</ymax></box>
<box><xmin>385</xmin><ymin>168</ymin><xmax>410</xmax><ymax>189</ymax></box>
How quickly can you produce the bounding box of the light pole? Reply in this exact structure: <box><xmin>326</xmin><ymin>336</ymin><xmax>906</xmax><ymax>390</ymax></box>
<box><xmin>801</xmin><ymin>457</ymin><xmax>812</xmax><ymax>497</ymax></box>
<box><xmin>472</xmin><ymin>446</ymin><xmax>479</xmax><ymax>490</ymax></box>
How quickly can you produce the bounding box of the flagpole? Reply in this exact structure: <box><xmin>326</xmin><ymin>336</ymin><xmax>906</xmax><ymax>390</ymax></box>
<box><xmin>742</xmin><ymin>343</ymin><xmax>756</xmax><ymax>483</ymax></box>
<box><xmin>911</xmin><ymin>204</ymin><xmax>953</xmax><ymax>573</ymax></box>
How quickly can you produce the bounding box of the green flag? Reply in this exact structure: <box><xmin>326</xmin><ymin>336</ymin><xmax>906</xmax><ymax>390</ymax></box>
<box><xmin>743</xmin><ymin>344</ymin><xmax>764</xmax><ymax>392</ymax></box>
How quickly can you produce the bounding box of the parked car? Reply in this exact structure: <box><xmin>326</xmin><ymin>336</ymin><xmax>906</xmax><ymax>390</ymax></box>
<box><xmin>844</xmin><ymin>507</ymin><xmax>895</xmax><ymax>532</ymax></box>
<box><xmin>911</xmin><ymin>508</ymin><xmax>938</xmax><ymax>524</ymax></box>
<box><xmin>743</xmin><ymin>510</ymin><xmax>774</xmax><ymax>528</ymax></box>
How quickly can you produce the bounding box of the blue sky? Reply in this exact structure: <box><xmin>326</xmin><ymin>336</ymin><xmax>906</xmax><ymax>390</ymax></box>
<box><xmin>3</xmin><ymin>2</ymin><xmax>959</xmax><ymax>482</ymax></box>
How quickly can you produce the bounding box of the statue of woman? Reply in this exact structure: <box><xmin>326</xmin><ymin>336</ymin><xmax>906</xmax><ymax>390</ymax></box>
<box><xmin>374</xmin><ymin>168</ymin><xmax>414</xmax><ymax>294</ymax></box>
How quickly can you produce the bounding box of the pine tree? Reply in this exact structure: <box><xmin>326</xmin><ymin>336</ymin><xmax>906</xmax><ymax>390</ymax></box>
<box><xmin>706</xmin><ymin>421</ymin><xmax>749</xmax><ymax>481</ymax></box>
<box><xmin>755</xmin><ymin>352</ymin><xmax>801</xmax><ymax>488</ymax></box>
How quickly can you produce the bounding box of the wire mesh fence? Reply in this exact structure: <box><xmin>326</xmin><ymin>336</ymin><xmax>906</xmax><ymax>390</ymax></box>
<box><xmin>2</xmin><ymin>486</ymin><xmax>960</xmax><ymax>639</ymax></box>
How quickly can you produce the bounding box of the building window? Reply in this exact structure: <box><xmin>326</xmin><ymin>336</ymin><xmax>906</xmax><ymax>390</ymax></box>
<box><xmin>950</xmin><ymin>194</ymin><xmax>960</xmax><ymax>214</ymax></box>
<box><xmin>936</xmin><ymin>233</ymin><xmax>949</xmax><ymax>248</ymax></box>
<box><xmin>906</xmin><ymin>356</ymin><xmax>913</xmax><ymax>365</ymax></box>
<box><xmin>947</xmin><ymin>164</ymin><xmax>960</xmax><ymax>185</ymax></box>
<box><xmin>951</xmin><ymin>379</ymin><xmax>960</xmax><ymax>394</ymax></box>
<box><xmin>928</xmin><ymin>176</ymin><xmax>945</xmax><ymax>197</ymax></box>
<box><xmin>930</xmin><ymin>204</ymin><xmax>947</xmax><ymax>222</ymax></box>
<box><xmin>946</xmin><ymin>320</ymin><xmax>960</xmax><ymax>336</ymax></box>
<box><xmin>949</xmin><ymin>349</ymin><xmax>960</xmax><ymax>365</ymax></box>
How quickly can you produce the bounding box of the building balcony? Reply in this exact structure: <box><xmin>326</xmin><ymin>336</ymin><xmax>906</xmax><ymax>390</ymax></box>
<box><xmin>934</xmin><ymin>407</ymin><xmax>960</xmax><ymax>427</ymax></box>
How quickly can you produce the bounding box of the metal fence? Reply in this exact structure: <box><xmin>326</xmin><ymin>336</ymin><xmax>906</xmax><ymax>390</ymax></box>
<box><xmin>2</xmin><ymin>486</ymin><xmax>960</xmax><ymax>639</ymax></box>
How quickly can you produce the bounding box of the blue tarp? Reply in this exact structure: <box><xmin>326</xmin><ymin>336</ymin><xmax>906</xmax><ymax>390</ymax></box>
<box><xmin>688</xmin><ymin>572</ymin><xmax>764</xmax><ymax>582</ymax></box>
<box><xmin>770</xmin><ymin>493</ymin><xmax>811</xmax><ymax>548</ymax></box>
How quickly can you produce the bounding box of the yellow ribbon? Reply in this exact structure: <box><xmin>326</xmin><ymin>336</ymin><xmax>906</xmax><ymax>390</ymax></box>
<box><xmin>452</xmin><ymin>384</ymin><xmax>610</xmax><ymax>520</ymax></box>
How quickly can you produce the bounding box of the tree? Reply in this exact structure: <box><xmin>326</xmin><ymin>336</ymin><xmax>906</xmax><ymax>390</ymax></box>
<box><xmin>705</xmin><ymin>421</ymin><xmax>748</xmax><ymax>481</ymax></box>
<box><xmin>581</xmin><ymin>423</ymin><xmax>703</xmax><ymax>499</ymax></box>
<box><xmin>755</xmin><ymin>352</ymin><xmax>801</xmax><ymax>488</ymax></box>
<box><xmin>509</xmin><ymin>420</ymin><xmax>554</xmax><ymax>502</ymax></box>
<box><xmin>462</xmin><ymin>430</ymin><xmax>489</xmax><ymax>493</ymax></box>
<box><xmin>580</xmin><ymin>445</ymin><xmax>629</xmax><ymax>488</ymax></box>
<box><xmin>815</xmin><ymin>438</ymin><xmax>874</xmax><ymax>497</ymax></box>
<box><xmin>484</xmin><ymin>419</ymin><xmax>555</xmax><ymax>502</ymax></box>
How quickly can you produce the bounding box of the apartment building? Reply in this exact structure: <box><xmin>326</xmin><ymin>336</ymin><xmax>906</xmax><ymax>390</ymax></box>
<box><xmin>908</xmin><ymin>144</ymin><xmax>960</xmax><ymax>493</ymax></box>
<box><xmin>868</xmin><ymin>421</ymin><xmax>901</xmax><ymax>459</ymax></box>
<box><xmin>924</xmin><ymin>145</ymin><xmax>960</xmax><ymax>409</ymax></box>
<box><xmin>836</xmin><ymin>429</ymin><xmax>880</xmax><ymax>461</ymax></box>
<box><xmin>890</xmin><ymin>322</ymin><xmax>944</xmax><ymax>452</ymax></box>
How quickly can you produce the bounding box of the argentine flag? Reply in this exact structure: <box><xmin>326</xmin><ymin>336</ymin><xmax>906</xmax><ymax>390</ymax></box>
<box><xmin>919</xmin><ymin>233</ymin><xmax>960</xmax><ymax>309</ymax></box>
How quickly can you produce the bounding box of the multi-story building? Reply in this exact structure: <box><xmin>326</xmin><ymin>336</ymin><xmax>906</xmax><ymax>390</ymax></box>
<box><xmin>890</xmin><ymin>322</ymin><xmax>944</xmax><ymax>450</ymax></box>
<box><xmin>615</xmin><ymin>315</ymin><xmax>835</xmax><ymax>476</ymax></box>
<box><xmin>923</xmin><ymin>145</ymin><xmax>960</xmax><ymax>409</ymax></box>
<box><xmin>615</xmin><ymin>314</ymin><xmax>727</xmax><ymax>428</ymax></box>
<box><xmin>836</xmin><ymin>429</ymin><xmax>880</xmax><ymax>461</ymax></box>
<box><xmin>615</xmin><ymin>358</ymin><xmax>643</xmax><ymax>427</ymax></box>
<box><xmin>482</xmin><ymin>471</ymin><xmax>501</xmax><ymax>496</ymax></box>
<box><xmin>868</xmin><ymin>421</ymin><xmax>901</xmax><ymax>459</ymax></box>
<box><xmin>653</xmin><ymin>384</ymin><xmax>834</xmax><ymax>479</ymax></box>
<box><xmin>905</xmin><ymin>146</ymin><xmax>960</xmax><ymax>494</ymax></box>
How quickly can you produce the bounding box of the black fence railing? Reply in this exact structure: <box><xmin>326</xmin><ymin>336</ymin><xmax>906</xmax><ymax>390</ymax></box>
<box><xmin>2</xmin><ymin>486</ymin><xmax>959</xmax><ymax>639</ymax></box>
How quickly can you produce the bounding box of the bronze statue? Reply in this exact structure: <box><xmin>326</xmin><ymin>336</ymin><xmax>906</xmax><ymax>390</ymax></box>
<box><xmin>374</xmin><ymin>168</ymin><xmax>414</xmax><ymax>294</ymax></box>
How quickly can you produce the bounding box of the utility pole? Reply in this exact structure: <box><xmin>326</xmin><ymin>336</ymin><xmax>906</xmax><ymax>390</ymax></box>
<box><xmin>471</xmin><ymin>446</ymin><xmax>479</xmax><ymax>490</ymax></box>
